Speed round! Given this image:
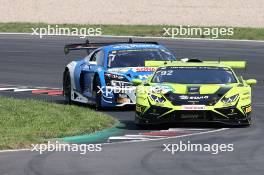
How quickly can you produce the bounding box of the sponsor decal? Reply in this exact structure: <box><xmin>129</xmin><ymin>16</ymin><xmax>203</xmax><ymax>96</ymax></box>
<box><xmin>107</xmin><ymin>67</ymin><xmax>131</xmax><ymax>73</ymax></box>
<box><xmin>112</xmin><ymin>44</ymin><xmax>159</xmax><ymax>49</ymax></box>
<box><xmin>190</xmin><ymin>87</ymin><xmax>199</xmax><ymax>91</ymax></box>
<box><xmin>229</xmin><ymin>108</ymin><xmax>237</xmax><ymax>115</ymax></box>
<box><xmin>135</xmin><ymin>67</ymin><xmax>156</xmax><ymax>72</ymax></box>
<box><xmin>179</xmin><ymin>95</ymin><xmax>189</xmax><ymax>100</ymax></box>
<box><xmin>179</xmin><ymin>95</ymin><xmax>209</xmax><ymax>100</ymax></box>
<box><xmin>188</xmin><ymin>86</ymin><xmax>200</xmax><ymax>94</ymax></box>
<box><xmin>108</xmin><ymin>67</ymin><xmax>156</xmax><ymax>73</ymax></box>
<box><xmin>181</xmin><ymin>105</ymin><xmax>206</xmax><ymax>110</ymax></box>
<box><xmin>104</xmin><ymin>73</ymin><xmax>125</xmax><ymax>80</ymax></box>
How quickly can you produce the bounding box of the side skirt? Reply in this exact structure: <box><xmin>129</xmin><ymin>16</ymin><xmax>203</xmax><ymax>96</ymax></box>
<box><xmin>71</xmin><ymin>89</ymin><xmax>95</xmax><ymax>105</ymax></box>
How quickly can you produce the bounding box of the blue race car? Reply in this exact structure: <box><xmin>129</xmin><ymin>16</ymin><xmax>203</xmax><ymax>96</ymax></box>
<box><xmin>63</xmin><ymin>39</ymin><xmax>176</xmax><ymax>109</ymax></box>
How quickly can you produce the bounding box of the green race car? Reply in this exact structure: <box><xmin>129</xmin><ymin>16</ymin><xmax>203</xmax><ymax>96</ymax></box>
<box><xmin>133</xmin><ymin>59</ymin><xmax>257</xmax><ymax>126</ymax></box>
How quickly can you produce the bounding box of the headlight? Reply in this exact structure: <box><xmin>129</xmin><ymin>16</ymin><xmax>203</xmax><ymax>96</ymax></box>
<box><xmin>111</xmin><ymin>80</ymin><xmax>132</xmax><ymax>87</ymax></box>
<box><xmin>149</xmin><ymin>93</ymin><xmax>166</xmax><ymax>103</ymax></box>
<box><xmin>221</xmin><ymin>94</ymin><xmax>239</xmax><ymax>104</ymax></box>
<box><xmin>149</xmin><ymin>85</ymin><xmax>173</xmax><ymax>94</ymax></box>
<box><xmin>104</xmin><ymin>73</ymin><xmax>129</xmax><ymax>86</ymax></box>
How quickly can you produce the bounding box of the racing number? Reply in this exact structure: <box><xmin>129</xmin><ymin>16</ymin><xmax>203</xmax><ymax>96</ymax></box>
<box><xmin>156</xmin><ymin>70</ymin><xmax>173</xmax><ymax>76</ymax></box>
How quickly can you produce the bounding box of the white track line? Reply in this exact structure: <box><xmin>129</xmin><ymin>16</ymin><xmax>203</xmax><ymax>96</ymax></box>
<box><xmin>108</xmin><ymin>134</ymin><xmax>166</xmax><ymax>142</ymax></box>
<box><xmin>14</xmin><ymin>89</ymin><xmax>38</xmax><ymax>92</ymax></box>
<box><xmin>108</xmin><ymin>137</ymin><xmax>151</xmax><ymax>142</ymax></box>
<box><xmin>167</xmin><ymin>128</ymin><xmax>211</xmax><ymax>131</ymax></box>
<box><xmin>0</xmin><ymin>149</ymin><xmax>30</xmax><ymax>153</ymax></box>
<box><xmin>108</xmin><ymin>129</ymin><xmax>214</xmax><ymax>142</ymax></box>
<box><xmin>0</xmin><ymin>83</ymin><xmax>61</xmax><ymax>90</ymax></box>
<box><xmin>124</xmin><ymin>134</ymin><xmax>165</xmax><ymax>138</ymax></box>
<box><xmin>0</xmin><ymin>88</ymin><xmax>18</xmax><ymax>91</ymax></box>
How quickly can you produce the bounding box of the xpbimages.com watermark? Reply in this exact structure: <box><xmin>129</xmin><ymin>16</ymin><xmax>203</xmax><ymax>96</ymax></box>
<box><xmin>31</xmin><ymin>25</ymin><xmax>102</xmax><ymax>38</ymax></box>
<box><xmin>31</xmin><ymin>141</ymin><xmax>102</xmax><ymax>155</ymax></box>
<box><xmin>96</xmin><ymin>84</ymin><xmax>176</xmax><ymax>96</ymax></box>
<box><xmin>163</xmin><ymin>141</ymin><xmax>234</xmax><ymax>155</ymax></box>
<box><xmin>163</xmin><ymin>25</ymin><xmax>234</xmax><ymax>39</ymax></box>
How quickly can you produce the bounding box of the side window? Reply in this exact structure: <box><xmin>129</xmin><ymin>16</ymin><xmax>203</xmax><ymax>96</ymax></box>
<box><xmin>90</xmin><ymin>51</ymin><xmax>98</xmax><ymax>62</ymax></box>
<box><xmin>90</xmin><ymin>50</ymin><xmax>104</xmax><ymax>66</ymax></box>
<box><xmin>96</xmin><ymin>50</ymin><xmax>104</xmax><ymax>66</ymax></box>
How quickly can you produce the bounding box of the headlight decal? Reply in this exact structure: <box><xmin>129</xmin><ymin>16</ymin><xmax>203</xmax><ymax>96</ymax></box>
<box><xmin>221</xmin><ymin>94</ymin><xmax>239</xmax><ymax>104</ymax></box>
<box><xmin>148</xmin><ymin>93</ymin><xmax>166</xmax><ymax>103</ymax></box>
<box><xmin>111</xmin><ymin>80</ymin><xmax>132</xmax><ymax>87</ymax></box>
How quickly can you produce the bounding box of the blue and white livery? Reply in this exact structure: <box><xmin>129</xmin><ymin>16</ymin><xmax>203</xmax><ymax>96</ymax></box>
<box><xmin>62</xmin><ymin>39</ymin><xmax>176</xmax><ymax>109</ymax></box>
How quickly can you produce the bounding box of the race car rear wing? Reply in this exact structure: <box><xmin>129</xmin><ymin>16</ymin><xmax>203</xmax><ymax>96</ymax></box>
<box><xmin>145</xmin><ymin>59</ymin><xmax>246</xmax><ymax>69</ymax></box>
<box><xmin>203</xmin><ymin>61</ymin><xmax>246</xmax><ymax>69</ymax></box>
<box><xmin>64</xmin><ymin>38</ymin><xmax>159</xmax><ymax>54</ymax></box>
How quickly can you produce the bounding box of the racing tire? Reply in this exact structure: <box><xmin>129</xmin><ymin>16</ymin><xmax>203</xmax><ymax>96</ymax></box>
<box><xmin>63</xmin><ymin>70</ymin><xmax>72</xmax><ymax>104</ymax></box>
<box><xmin>94</xmin><ymin>76</ymin><xmax>102</xmax><ymax>111</ymax></box>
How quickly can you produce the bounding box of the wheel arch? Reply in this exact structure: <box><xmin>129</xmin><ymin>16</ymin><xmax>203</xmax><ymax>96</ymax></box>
<box><xmin>63</xmin><ymin>67</ymin><xmax>70</xmax><ymax>93</ymax></box>
<box><xmin>64</xmin><ymin>61</ymin><xmax>78</xmax><ymax>90</ymax></box>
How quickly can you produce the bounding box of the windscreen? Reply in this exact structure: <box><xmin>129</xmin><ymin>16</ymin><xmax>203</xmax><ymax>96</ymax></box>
<box><xmin>108</xmin><ymin>49</ymin><xmax>175</xmax><ymax>67</ymax></box>
<box><xmin>152</xmin><ymin>66</ymin><xmax>237</xmax><ymax>84</ymax></box>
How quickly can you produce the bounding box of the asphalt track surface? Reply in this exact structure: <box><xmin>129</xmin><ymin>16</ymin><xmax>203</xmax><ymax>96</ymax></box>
<box><xmin>0</xmin><ymin>34</ymin><xmax>264</xmax><ymax>175</ymax></box>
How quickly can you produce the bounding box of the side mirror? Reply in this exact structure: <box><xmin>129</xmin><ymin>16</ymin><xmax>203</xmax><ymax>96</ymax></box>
<box><xmin>245</xmin><ymin>79</ymin><xmax>257</xmax><ymax>86</ymax></box>
<box><xmin>132</xmin><ymin>79</ymin><xmax>143</xmax><ymax>86</ymax></box>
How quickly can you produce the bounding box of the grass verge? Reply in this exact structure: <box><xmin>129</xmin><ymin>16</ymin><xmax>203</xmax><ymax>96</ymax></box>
<box><xmin>0</xmin><ymin>22</ymin><xmax>264</xmax><ymax>40</ymax></box>
<box><xmin>0</xmin><ymin>96</ymin><xmax>116</xmax><ymax>150</ymax></box>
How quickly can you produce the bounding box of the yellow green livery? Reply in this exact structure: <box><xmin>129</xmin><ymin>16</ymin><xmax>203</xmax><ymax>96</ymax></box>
<box><xmin>133</xmin><ymin>59</ymin><xmax>257</xmax><ymax>126</ymax></box>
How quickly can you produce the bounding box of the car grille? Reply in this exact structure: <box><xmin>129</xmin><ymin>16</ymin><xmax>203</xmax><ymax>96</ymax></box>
<box><xmin>164</xmin><ymin>92</ymin><xmax>223</xmax><ymax>106</ymax></box>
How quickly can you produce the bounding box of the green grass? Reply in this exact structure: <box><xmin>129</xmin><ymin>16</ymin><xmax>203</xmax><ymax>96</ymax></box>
<box><xmin>0</xmin><ymin>96</ymin><xmax>116</xmax><ymax>149</ymax></box>
<box><xmin>0</xmin><ymin>22</ymin><xmax>264</xmax><ymax>40</ymax></box>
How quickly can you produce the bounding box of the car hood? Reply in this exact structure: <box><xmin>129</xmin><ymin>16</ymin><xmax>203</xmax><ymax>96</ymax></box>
<box><xmin>149</xmin><ymin>83</ymin><xmax>237</xmax><ymax>95</ymax></box>
<box><xmin>148</xmin><ymin>83</ymin><xmax>239</xmax><ymax>106</ymax></box>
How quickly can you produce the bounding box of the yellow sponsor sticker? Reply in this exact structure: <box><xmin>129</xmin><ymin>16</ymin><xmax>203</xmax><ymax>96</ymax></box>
<box><xmin>245</xmin><ymin>106</ymin><xmax>252</xmax><ymax>113</ymax></box>
<box><xmin>136</xmin><ymin>106</ymin><xmax>142</xmax><ymax>112</ymax></box>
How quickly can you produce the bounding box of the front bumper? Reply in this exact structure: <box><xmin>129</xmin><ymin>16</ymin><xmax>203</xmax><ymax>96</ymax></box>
<box><xmin>101</xmin><ymin>86</ymin><xmax>136</xmax><ymax>107</ymax></box>
<box><xmin>135</xmin><ymin>105</ymin><xmax>251</xmax><ymax>126</ymax></box>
